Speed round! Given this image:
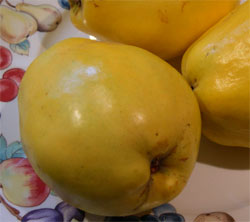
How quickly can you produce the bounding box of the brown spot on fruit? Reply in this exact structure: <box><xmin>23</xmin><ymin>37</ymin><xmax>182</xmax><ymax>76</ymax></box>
<box><xmin>181</xmin><ymin>1</ymin><xmax>189</xmax><ymax>12</ymax></box>
<box><xmin>170</xmin><ymin>145</ymin><xmax>177</xmax><ymax>154</ymax></box>
<box><xmin>158</xmin><ymin>9</ymin><xmax>168</xmax><ymax>24</ymax></box>
<box><xmin>156</xmin><ymin>139</ymin><xmax>168</xmax><ymax>148</ymax></box>
<box><xmin>179</xmin><ymin>157</ymin><xmax>189</xmax><ymax>162</ymax></box>
<box><xmin>91</xmin><ymin>0</ymin><xmax>99</xmax><ymax>8</ymax></box>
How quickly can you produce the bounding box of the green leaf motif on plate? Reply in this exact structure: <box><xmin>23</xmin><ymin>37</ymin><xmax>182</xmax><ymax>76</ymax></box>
<box><xmin>0</xmin><ymin>135</ymin><xmax>8</xmax><ymax>162</ymax></box>
<box><xmin>6</xmin><ymin>141</ymin><xmax>26</xmax><ymax>159</ymax></box>
<box><xmin>0</xmin><ymin>135</ymin><xmax>26</xmax><ymax>164</ymax></box>
<box><xmin>10</xmin><ymin>39</ymin><xmax>30</xmax><ymax>56</ymax></box>
<box><xmin>0</xmin><ymin>135</ymin><xmax>7</xmax><ymax>149</ymax></box>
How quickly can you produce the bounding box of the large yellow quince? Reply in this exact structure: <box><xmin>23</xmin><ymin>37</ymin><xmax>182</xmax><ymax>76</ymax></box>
<box><xmin>182</xmin><ymin>1</ymin><xmax>250</xmax><ymax>148</ymax></box>
<box><xmin>18</xmin><ymin>38</ymin><xmax>201</xmax><ymax>216</ymax></box>
<box><xmin>69</xmin><ymin>0</ymin><xmax>239</xmax><ymax>60</ymax></box>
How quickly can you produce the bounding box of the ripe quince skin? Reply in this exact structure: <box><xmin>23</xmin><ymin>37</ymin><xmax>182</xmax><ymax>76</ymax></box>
<box><xmin>182</xmin><ymin>1</ymin><xmax>250</xmax><ymax>148</ymax></box>
<box><xmin>69</xmin><ymin>0</ymin><xmax>239</xmax><ymax>60</ymax></box>
<box><xmin>18</xmin><ymin>38</ymin><xmax>201</xmax><ymax>216</ymax></box>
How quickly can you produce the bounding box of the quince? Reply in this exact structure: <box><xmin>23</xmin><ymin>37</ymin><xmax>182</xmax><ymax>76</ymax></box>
<box><xmin>19</xmin><ymin>38</ymin><xmax>201</xmax><ymax>215</ymax></box>
<box><xmin>182</xmin><ymin>1</ymin><xmax>250</xmax><ymax>148</ymax></box>
<box><xmin>69</xmin><ymin>0</ymin><xmax>239</xmax><ymax>60</ymax></box>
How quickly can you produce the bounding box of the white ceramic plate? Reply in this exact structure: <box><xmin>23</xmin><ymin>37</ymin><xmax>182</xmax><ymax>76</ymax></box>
<box><xmin>0</xmin><ymin>1</ymin><xmax>249</xmax><ymax>222</ymax></box>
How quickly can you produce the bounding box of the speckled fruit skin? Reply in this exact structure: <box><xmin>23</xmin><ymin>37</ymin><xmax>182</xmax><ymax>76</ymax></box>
<box><xmin>69</xmin><ymin>0</ymin><xmax>239</xmax><ymax>60</ymax></box>
<box><xmin>182</xmin><ymin>1</ymin><xmax>250</xmax><ymax>148</ymax></box>
<box><xmin>18</xmin><ymin>38</ymin><xmax>201</xmax><ymax>216</ymax></box>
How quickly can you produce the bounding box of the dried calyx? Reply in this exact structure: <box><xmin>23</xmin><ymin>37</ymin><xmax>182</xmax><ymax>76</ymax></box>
<box><xmin>69</xmin><ymin>0</ymin><xmax>82</xmax><ymax>14</ymax></box>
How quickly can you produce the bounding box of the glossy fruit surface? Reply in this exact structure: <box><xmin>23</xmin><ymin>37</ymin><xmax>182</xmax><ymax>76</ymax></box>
<box><xmin>19</xmin><ymin>38</ymin><xmax>201</xmax><ymax>216</ymax></box>
<box><xmin>182</xmin><ymin>1</ymin><xmax>250</xmax><ymax>148</ymax></box>
<box><xmin>69</xmin><ymin>0</ymin><xmax>239</xmax><ymax>59</ymax></box>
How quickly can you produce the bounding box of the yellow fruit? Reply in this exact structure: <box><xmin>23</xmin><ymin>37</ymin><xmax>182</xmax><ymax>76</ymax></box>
<box><xmin>182</xmin><ymin>1</ymin><xmax>250</xmax><ymax>148</ymax></box>
<box><xmin>69</xmin><ymin>0</ymin><xmax>239</xmax><ymax>60</ymax></box>
<box><xmin>18</xmin><ymin>38</ymin><xmax>201</xmax><ymax>216</ymax></box>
